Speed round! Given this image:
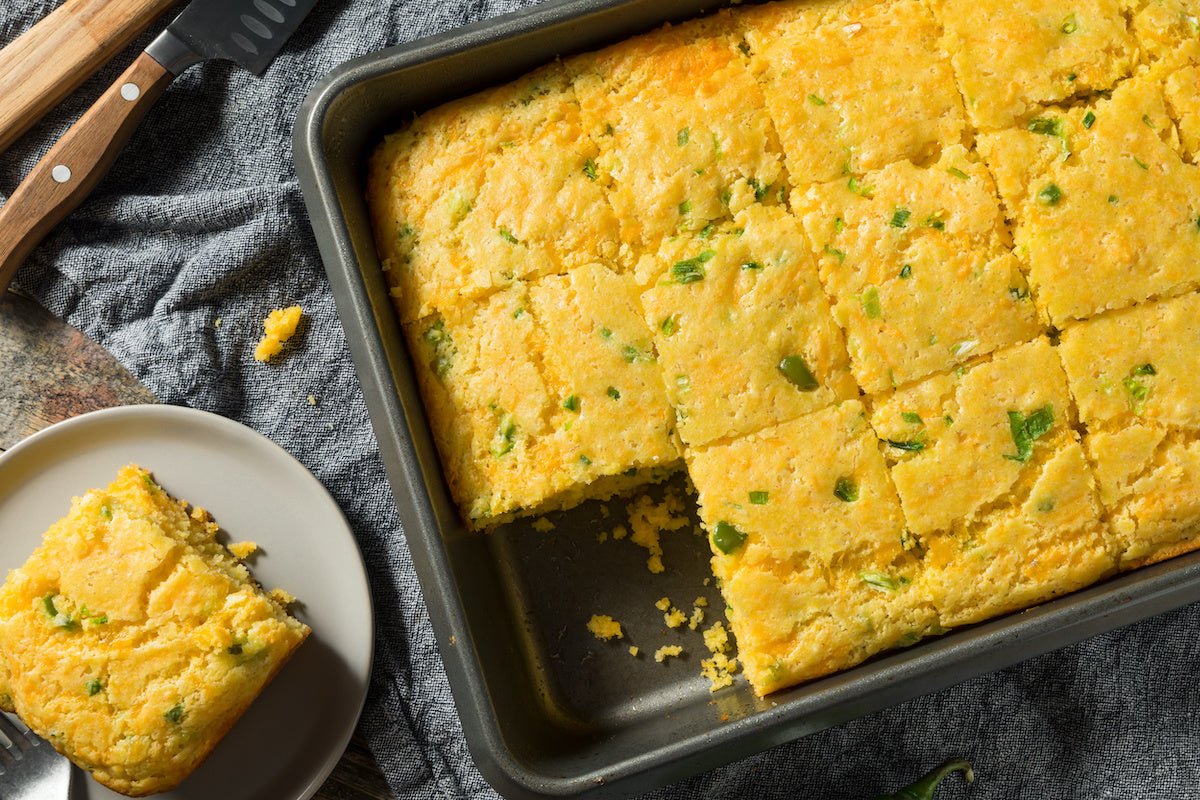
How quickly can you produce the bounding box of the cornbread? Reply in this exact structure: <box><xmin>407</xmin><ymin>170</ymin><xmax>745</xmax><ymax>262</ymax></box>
<box><xmin>640</xmin><ymin>204</ymin><xmax>856</xmax><ymax>445</ymax></box>
<box><xmin>980</xmin><ymin>67</ymin><xmax>1200</xmax><ymax>327</ymax></box>
<box><xmin>689</xmin><ymin>401</ymin><xmax>938</xmax><ymax>694</ymax></box>
<box><xmin>570</xmin><ymin>13</ymin><xmax>787</xmax><ymax>255</ymax></box>
<box><xmin>932</xmin><ymin>0</ymin><xmax>1137</xmax><ymax>130</ymax></box>
<box><xmin>744</xmin><ymin>0</ymin><xmax>968</xmax><ymax>185</ymax></box>
<box><xmin>369</xmin><ymin>0</ymin><xmax>1200</xmax><ymax>696</ymax></box>
<box><xmin>404</xmin><ymin>265</ymin><xmax>680</xmax><ymax>529</ymax></box>
<box><xmin>870</xmin><ymin>340</ymin><xmax>1114</xmax><ymax>625</ymax></box>
<box><xmin>1059</xmin><ymin>293</ymin><xmax>1200</xmax><ymax>567</ymax></box>
<box><xmin>253</xmin><ymin>305</ymin><xmax>302</xmax><ymax>362</ymax></box>
<box><xmin>796</xmin><ymin>146</ymin><xmax>1040</xmax><ymax>392</ymax></box>
<box><xmin>0</xmin><ymin>466</ymin><xmax>309</xmax><ymax>796</ymax></box>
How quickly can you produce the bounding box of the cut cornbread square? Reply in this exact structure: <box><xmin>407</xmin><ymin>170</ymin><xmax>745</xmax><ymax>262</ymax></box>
<box><xmin>795</xmin><ymin>145</ymin><xmax>1041</xmax><ymax>393</ymax></box>
<box><xmin>1131</xmin><ymin>0</ymin><xmax>1200</xmax><ymax>63</ymax></box>
<box><xmin>370</xmin><ymin>64</ymin><xmax>620</xmax><ymax>322</ymax></box>
<box><xmin>744</xmin><ymin>0</ymin><xmax>967</xmax><ymax>187</ymax></box>
<box><xmin>405</xmin><ymin>268</ymin><xmax>680</xmax><ymax>529</ymax></box>
<box><xmin>527</xmin><ymin>263</ymin><xmax>682</xmax><ymax>480</ymax></box>
<box><xmin>1057</xmin><ymin>292</ymin><xmax>1200</xmax><ymax>567</ymax></box>
<box><xmin>688</xmin><ymin>401</ymin><xmax>938</xmax><ymax>695</ymax></box>
<box><xmin>569</xmin><ymin>13</ymin><xmax>788</xmax><ymax>256</ymax></box>
<box><xmin>870</xmin><ymin>339</ymin><xmax>1115</xmax><ymax>626</ymax></box>
<box><xmin>980</xmin><ymin>69</ymin><xmax>1200</xmax><ymax>327</ymax></box>
<box><xmin>931</xmin><ymin>0</ymin><xmax>1137</xmax><ymax>131</ymax></box>
<box><xmin>0</xmin><ymin>465</ymin><xmax>309</xmax><ymax>796</ymax></box>
<box><xmin>639</xmin><ymin>205</ymin><xmax>857</xmax><ymax>447</ymax></box>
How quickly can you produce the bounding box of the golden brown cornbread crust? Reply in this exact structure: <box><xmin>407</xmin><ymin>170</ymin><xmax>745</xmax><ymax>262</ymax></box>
<box><xmin>369</xmin><ymin>0</ymin><xmax>1200</xmax><ymax>694</ymax></box>
<box><xmin>0</xmin><ymin>465</ymin><xmax>310</xmax><ymax>795</ymax></box>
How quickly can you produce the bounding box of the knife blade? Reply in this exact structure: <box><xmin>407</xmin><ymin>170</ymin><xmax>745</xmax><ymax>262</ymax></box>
<box><xmin>0</xmin><ymin>0</ymin><xmax>320</xmax><ymax>296</ymax></box>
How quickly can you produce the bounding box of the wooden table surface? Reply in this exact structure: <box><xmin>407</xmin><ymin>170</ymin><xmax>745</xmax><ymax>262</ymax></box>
<box><xmin>0</xmin><ymin>290</ymin><xmax>395</xmax><ymax>800</ymax></box>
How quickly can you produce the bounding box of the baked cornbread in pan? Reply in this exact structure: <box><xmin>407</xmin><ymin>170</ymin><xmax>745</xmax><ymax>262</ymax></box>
<box><xmin>0</xmin><ymin>465</ymin><xmax>309</xmax><ymax>796</ymax></box>
<box><xmin>368</xmin><ymin>0</ymin><xmax>1200</xmax><ymax>695</ymax></box>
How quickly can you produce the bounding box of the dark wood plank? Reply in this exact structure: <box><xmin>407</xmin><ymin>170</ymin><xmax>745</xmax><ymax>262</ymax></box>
<box><xmin>0</xmin><ymin>290</ymin><xmax>394</xmax><ymax>799</ymax></box>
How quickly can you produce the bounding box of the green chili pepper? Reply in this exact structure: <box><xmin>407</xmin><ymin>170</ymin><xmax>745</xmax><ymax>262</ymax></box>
<box><xmin>872</xmin><ymin>758</ymin><xmax>974</xmax><ymax>800</ymax></box>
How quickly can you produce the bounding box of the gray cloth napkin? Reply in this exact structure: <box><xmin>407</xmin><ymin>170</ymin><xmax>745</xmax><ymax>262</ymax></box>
<box><xmin>1</xmin><ymin>2</ymin><xmax>1196</xmax><ymax>798</ymax></box>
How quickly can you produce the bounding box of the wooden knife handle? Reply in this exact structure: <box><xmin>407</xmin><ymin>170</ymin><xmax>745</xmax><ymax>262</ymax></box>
<box><xmin>0</xmin><ymin>52</ymin><xmax>174</xmax><ymax>295</ymax></box>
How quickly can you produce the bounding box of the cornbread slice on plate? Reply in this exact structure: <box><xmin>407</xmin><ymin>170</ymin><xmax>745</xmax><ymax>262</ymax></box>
<box><xmin>0</xmin><ymin>465</ymin><xmax>310</xmax><ymax>797</ymax></box>
<box><xmin>1058</xmin><ymin>292</ymin><xmax>1200</xmax><ymax>568</ymax></box>
<box><xmin>931</xmin><ymin>0</ymin><xmax>1137</xmax><ymax>130</ymax></box>
<box><xmin>569</xmin><ymin>13</ymin><xmax>788</xmax><ymax>255</ymax></box>
<box><xmin>980</xmin><ymin>66</ymin><xmax>1200</xmax><ymax>327</ymax></box>
<box><xmin>743</xmin><ymin>0</ymin><xmax>967</xmax><ymax>188</ymax></box>
<box><xmin>639</xmin><ymin>204</ymin><xmax>856</xmax><ymax>447</ymax></box>
<box><xmin>405</xmin><ymin>264</ymin><xmax>680</xmax><ymax>529</ymax></box>
<box><xmin>870</xmin><ymin>338</ymin><xmax>1115</xmax><ymax>626</ymax></box>
<box><xmin>795</xmin><ymin>145</ymin><xmax>1041</xmax><ymax>393</ymax></box>
<box><xmin>689</xmin><ymin>401</ymin><xmax>938</xmax><ymax>696</ymax></box>
<box><xmin>369</xmin><ymin>63</ymin><xmax>617</xmax><ymax>322</ymax></box>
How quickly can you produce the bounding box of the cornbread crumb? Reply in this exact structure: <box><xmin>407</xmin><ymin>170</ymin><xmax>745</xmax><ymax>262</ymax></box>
<box><xmin>628</xmin><ymin>646</ymin><xmax>640</xmax><ymax>657</ymax></box>
<box><xmin>227</xmin><ymin>540</ymin><xmax>258</xmax><ymax>560</ymax></box>
<box><xmin>654</xmin><ymin>645</ymin><xmax>684</xmax><ymax>663</ymax></box>
<box><xmin>587</xmin><ymin>614</ymin><xmax>624</xmax><ymax>641</ymax></box>
<box><xmin>213</xmin><ymin>317</ymin><xmax>222</xmax><ymax>329</ymax></box>
<box><xmin>655</xmin><ymin>597</ymin><xmax>671</xmax><ymax>612</ymax></box>
<box><xmin>269</xmin><ymin>588</ymin><xmax>297</xmax><ymax>606</ymax></box>
<box><xmin>531</xmin><ymin>517</ymin><xmax>555</xmax><ymax>533</ymax></box>
<box><xmin>688</xmin><ymin>606</ymin><xmax>706</xmax><ymax>630</ymax></box>
<box><xmin>628</xmin><ymin>489</ymin><xmax>690</xmax><ymax>574</ymax></box>
<box><xmin>612</xmin><ymin>525</ymin><xmax>629</xmax><ymax>541</ymax></box>
<box><xmin>307</xmin><ymin>395</ymin><xmax>318</xmax><ymax>406</ymax></box>
<box><xmin>254</xmin><ymin>305</ymin><xmax>303</xmax><ymax>362</ymax></box>
<box><xmin>663</xmin><ymin>607</ymin><xmax>687</xmax><ymax>629</ymax></box>
<box><xmin>597</xmin><ymin>530</ymin><xmax>609</xmax><ymax>543</ymax></box>
<box><xmin>700</xmin><ymin>621</ymin><xmax>739</xmax><ymax>691</ymax></box>
<box><xmin>694</xmin><ymin>596</ymin><xmax>708</xmax><ymax>607</ymax></box>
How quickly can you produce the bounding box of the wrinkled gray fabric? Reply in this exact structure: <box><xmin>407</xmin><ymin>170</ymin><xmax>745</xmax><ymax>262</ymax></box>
<box><xmin>1</xmin><ymin>2</ymin><xmax>1196</xmax><ymax>799</ymax></box>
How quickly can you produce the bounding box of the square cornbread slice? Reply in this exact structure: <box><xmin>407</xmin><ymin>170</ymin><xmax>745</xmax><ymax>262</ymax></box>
<box><xmin>638</xmin><ymin>204</ymin><xmax>857</xmax><ymax>447</ymax></box>
<box><xmin>405</xmin><ymin>265</ymin><xmax>680</xmax><ymax>529</ymax></box>
<box><xmin>743</xmin><ymin>0</ymin><xmax>967</xmax><ymax>187</ymax></box>
<box><xmin>689</xmin><ymin>400</ymin><xmax>938</xmax><ymax>695</ymax></box>
<box><xmin>980</xmin><ymin>68</ymin><xmax>1200</xmax><ymax>327</ymax></box>
<box><xmin>795</xmin><ymin>145</ymin><xmax>1041</xmax><ymax>393</ymax></box>
<box><xmin>370</xmin><ymin>64</ymin><xmax>620</xmax><ymax>322</ymax></box>
<box><xmin>569</xmin><ymin>13</ymin><xmax>788</xmax><ymax>256</ymax></box>
<box><xmin>870</xmin><ymin>338</ymin><xmax>1115</xmax><ymax>626</ymax></box>
<box><xmin>1058</xmin><ymin>292</ymin><xmax>1200</xmax><ymax>568</ymax></box>
<box><xmin>931</xmin><ymin>0</ymin><xmax>1137</xmax><ymax>130</ymax></box>
<box><xmin>0</xmin><ymin>465</ymin><xmax>310</xmax><ymax>797</ymax></box>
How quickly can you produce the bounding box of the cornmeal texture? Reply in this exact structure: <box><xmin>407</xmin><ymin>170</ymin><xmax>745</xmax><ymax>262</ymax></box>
<box><xmin>368</xmin><ymin>0</ymin><xmax>1200</xmax><ymax>696</ymax></box>
<box><xmin>0</xmin><ymin>465</ymin><xmax>309</xmax><ymax>796</ymax></box>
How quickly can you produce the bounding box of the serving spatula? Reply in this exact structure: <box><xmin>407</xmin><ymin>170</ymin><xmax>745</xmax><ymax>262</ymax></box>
<box><xmin>0</xmin><ymin>0</ymin><xmax>319</xmax><ymax>295</ymax></box>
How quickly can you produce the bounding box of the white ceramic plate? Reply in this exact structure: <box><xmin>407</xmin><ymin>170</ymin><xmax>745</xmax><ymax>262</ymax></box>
<box><xmin>0</xmin><ymin>405</ymin><xmax>374</xmax><ymax>800</ymax></box>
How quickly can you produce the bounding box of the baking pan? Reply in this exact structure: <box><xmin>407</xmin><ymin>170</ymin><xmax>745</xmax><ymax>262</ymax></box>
<box><xmin>292</xmin><ymin>3</ymin><xmax>1200</xmax><ymax>797</ymax></box>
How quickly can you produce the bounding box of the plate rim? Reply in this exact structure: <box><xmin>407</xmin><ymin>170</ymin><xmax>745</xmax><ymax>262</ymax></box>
<box><xmin>0</xmin><ymin>403</ymin><xmax>376</xmax><ymax>800</ymax></box>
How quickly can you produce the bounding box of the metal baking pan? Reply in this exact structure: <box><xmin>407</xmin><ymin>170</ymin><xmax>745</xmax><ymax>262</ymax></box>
<box><xmin>292</xmin><ymin>2</ymin><xmax>1200</xmax><ymax>797</ymax></box>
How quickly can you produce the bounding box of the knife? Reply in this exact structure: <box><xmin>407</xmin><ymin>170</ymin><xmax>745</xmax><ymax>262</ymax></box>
<box><xmin>0</xmin><ymin>0</ymin><xmax>319</xmax><ymax>295</ymax></box>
